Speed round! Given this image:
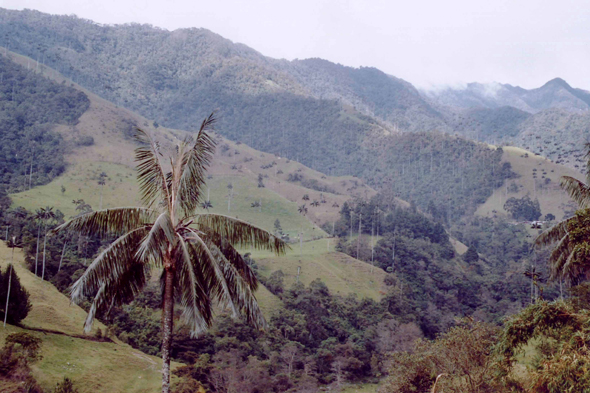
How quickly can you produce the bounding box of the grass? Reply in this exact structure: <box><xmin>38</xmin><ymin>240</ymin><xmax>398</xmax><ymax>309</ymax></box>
<box><xmin>201</xmin><ymin>175</ymin><xmax>325</xmax><ymax>241</ymax></box>
<box><xmin>476</xmin><ymin>146</ymin><xmax>584</xmax><ymax>221</ymax></box>
<box><xmin>0</xmin><ymin>242</ymin><xmax>169</xmax><ymax>393</ymax></box>
<box><xmin>11</xmin><ymin>162</ymin><xmax>139</xmax><ymax>218</ymax></box>
<box><xmin>249</xmin><ymin>238</ymin><xmax>387</xmax><ymax>300</ymax></box>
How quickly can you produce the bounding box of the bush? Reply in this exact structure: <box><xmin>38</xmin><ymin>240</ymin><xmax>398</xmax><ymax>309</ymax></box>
<box><xmin>54</xmin><ymin>377</ymin><xmax>79</xmax><ymax>393</ymax></box>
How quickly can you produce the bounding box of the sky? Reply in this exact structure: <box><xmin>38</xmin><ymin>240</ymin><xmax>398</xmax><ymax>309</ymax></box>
<box><xmin>2</xmin><ymin>0</ymin><xmax>590</xmax><ymax>90</ymax></box>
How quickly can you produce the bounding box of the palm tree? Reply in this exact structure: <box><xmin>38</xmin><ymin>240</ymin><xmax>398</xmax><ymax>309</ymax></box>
<box><xmin>535</xmin><ymin>143</ymin><xmax>590</xmax><ymax>284</ymax></box>
<box><xmin>54</xmin><ymin>114</ymin><xmax>287</xmax><ymax>393</ymax></box>
<box><xmin>32</xmin><ymin>208</ymin><xmax>44</xmax><ymax>277</ymax></box>
<box><xmin>98</xmin><ymin>172</ymin><xmax>107</xmax><ymax>210</ymax></box>
<box><xmin>40</xmin><ymin>206</ymin><xmax>56</xmax><ymax>281</ymax></box>
<box><xmin>200</xmin><ymin>200</ymin><xmax>213</xmax><ymax>211</ymax></box>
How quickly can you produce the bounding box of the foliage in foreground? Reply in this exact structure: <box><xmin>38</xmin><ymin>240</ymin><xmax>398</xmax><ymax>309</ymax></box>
<box><xmin>380</xmin><ymin>318</ymin><xmax>502</xmax><ymax>393</ymax></box>
<box><xmin>0</xmin><ymin>332</ymin><xmax>44</xmax><ymax>392</ymax></box>
<box><xmin>496</xmin><ymin>300</ymin><xmax>590</xmax><ymax>393</ymax></box>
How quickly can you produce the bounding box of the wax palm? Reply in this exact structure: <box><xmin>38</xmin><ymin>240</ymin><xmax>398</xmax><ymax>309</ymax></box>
<box><xmin>54</xmin><ymin>114</ymin><xmax>287</xmax><ymax>393</ymax></box>
<box><xmin>32</xmin><ymin>208</ymin><xmax>44</xmax><ymax>277</ymax></box>
<box><xmin>40</xmin><ymin>206</ymin><xmax>56</xmax><ymax>281</ymax></box>
<box><xmin>535</xmin><ymin>143</ymin><xmax>590</xmax><ymax>283</ymax></box>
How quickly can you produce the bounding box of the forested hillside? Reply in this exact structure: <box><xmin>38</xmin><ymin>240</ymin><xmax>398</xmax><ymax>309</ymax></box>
<box><xmin>0</xmin><ymin>55</ymin><xmax>89</xmax><ymax>191</ymax></box>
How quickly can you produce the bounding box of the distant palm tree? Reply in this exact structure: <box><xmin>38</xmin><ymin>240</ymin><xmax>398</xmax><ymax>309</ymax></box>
<box><xmin>311</xmin><ymin>200</ymin><xmax>320</xmax><ymax>207</ymax></box>
<box><xmin>40</xmin><ymin>206</ymin><xmax>56</xmax><ymax>281</ymax></box>
<box><xmin>54</xmin><ymin>114</ymin><xmax>287</xmax><ymax>393</ymax></box>
<box><xmin>535</xmin><ymin>143</ymin><xmax>590</xmax><ymax>283</ymax></box>
<box><xmin>302</xmin><ymin>194</ymin><xmax>310</xmax><ymax>201</ymax></box>
<box><xmin>200</xmin><ymin>200</ymin><xmax>213</xmax><ymax>211</ymax></box>
<box><xmin>298</xmin><ymin>204</ymin><xmax>308</xmax><ymax>215</ymax></box>
<box><xmin>32</xmin><ymin>209</ymin><xmax>44</xmax><ymax>277</ymax></box>
<box><xmin>98</xmin><ymin>172</ymin><xmax>107</xmax><ymax>210</ymax></box>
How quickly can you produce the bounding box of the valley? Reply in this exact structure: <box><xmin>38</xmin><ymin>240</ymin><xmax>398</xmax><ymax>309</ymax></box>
<box><xmin>0</xmin><ymin>6</ymin><xmax>588</xmax><ymax>393</ymax></box>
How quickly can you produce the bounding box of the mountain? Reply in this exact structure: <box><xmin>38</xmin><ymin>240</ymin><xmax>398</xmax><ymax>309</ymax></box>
<box><xmin>423</xmin><ymin>78</ymin><xmax>590</xmax><ymax>113</ymax></box>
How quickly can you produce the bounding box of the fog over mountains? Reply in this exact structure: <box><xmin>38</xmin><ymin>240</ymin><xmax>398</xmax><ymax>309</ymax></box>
<box><xmin>0</xmin><ymin>7</ymin><xmax>588</xmax><ymax>169</ymax></box>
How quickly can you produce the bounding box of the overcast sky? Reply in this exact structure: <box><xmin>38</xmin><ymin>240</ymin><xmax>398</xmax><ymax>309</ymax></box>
<box><xmin>2</xmin><ymin>0</ymin><xmax>590</xmax><ymax>90</ymax></box>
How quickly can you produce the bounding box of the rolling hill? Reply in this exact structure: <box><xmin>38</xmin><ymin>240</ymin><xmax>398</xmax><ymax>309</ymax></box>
<box><xmin>0</xmin><ymin>242</ymin><xmax>170</xmax><ymax>393</ymax></box>
<box><xmin>476</xmin><ymin>145</ymin><xmax>583</xmax><ymax>221</ymax></box>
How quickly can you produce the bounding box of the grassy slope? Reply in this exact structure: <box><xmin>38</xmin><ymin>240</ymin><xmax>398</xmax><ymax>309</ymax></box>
<box><xmin>249</xmin><ymin>238</ymin><xmax>387</xmax><ymax>300</ymax></box>
<box><xmin>0</xmin><ymin>242</ymin><xmax>168</xmax><ymax>393</ymax></box>
<box><xmin>476</xmin><ymin>146</ymin><xmax>584</xmax><ymax>221</ymax></box>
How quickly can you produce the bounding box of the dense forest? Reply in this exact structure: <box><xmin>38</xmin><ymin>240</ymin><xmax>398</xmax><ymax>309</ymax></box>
<box><xmin>0</xmin><ymin>55</ymin><xmax>89</xmax><ymax>191</ymax></box>
<box><xmin>331</xmin><ymin>194</ymin><xmax>558</xmax><ymax>337</ymax></box>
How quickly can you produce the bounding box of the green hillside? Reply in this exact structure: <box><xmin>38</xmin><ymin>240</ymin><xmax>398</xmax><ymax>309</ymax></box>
<box><xmin>0</xmin><ymin>242</ymin><xmax>168</xmax><ymax>392</ymax></box>
<box><xmin>250</xmin><ymin>238</ymin><xmax>387</xmax><ymax>301</ymax></box>
<box><xmin>476</xmin><ymin>145</ymin><xmax>583</xmax><ymax>220</ymax></box>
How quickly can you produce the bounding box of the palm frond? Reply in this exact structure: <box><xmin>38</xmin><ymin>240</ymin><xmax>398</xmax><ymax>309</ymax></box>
<box><xmin>200</xmin><ymin>229</ymin><xmax>258</xmax><ymax>290</ymax></box>
<box><xmin>135</xmin><ymin>212</ymin><xmax>176</xmax><ymax>264</ymax></box>
<box><xmin>558</xmin><ymin>244</ymin><xmax>584</xmax><ymax>284</ymax></box>
<box><xmin>209</xmin><ymin>244</ymin><xmax>266</xmax><ymax>330</ymax></box>
<box><xmin>561</xmin><ymin>176</ymin><xmax>590</xmax><ymax>208</ymax></box>
<box><xmin>548</xmin><ymin>234</ymin><xmax>573</xmax><ymax>280</ymax></box>
<box><xmin>175</xmin><ymin>235</ymin><xmax>213</xmax><ymax>335</ymax></box>
<box><xmin>52</xmin><ymin>207</ymin><xmax>152</xmax><ymax>238</ymax></box>
<box><xmin>185</xmin><ymin>228</ymin><xmax>238</xmax><ymax>316</ymax></box>
<box><xmin>175</xmin><ymin>113</ymin><xmax>217</xmax><ymax>216</ymax></box>
<box><xmin>534</xmin><ymin>216</ymin><xmax>579</xmax><ymax>249</ymax></box>
<box><xmin>135</xmin><ymin>128</ymin><xmax>171</xmax><ymax>209</ymax></box>
<box><xmin>70</xmin><ymin>228</ymin><xmax>150</xmax><ymax>332</ymax></box>
<box><xmin>195</xmin><ymin>213</ymin><xmax>288</xmax><ymax>255</ymax></box>
<box><xmin>71</xmin><ymin>227</ymin><xmax>149</xmax><ymax>304</ymax></box>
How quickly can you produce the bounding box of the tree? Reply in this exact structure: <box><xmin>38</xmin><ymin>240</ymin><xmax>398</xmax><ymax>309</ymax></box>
<box><xmin>200</xmin><ymin>200</ymin><xmax>213</xmax><ymax>211</ymax></box>
<box><xmin>54</xmin><ymin>114</ymin><xmax>287</xmax><ymax>393</ymax></box>
<box><xmin>535</xmin><ymin>143</ymin><xmax>590</xmax><ymax>284</ymax></box>
<box><xmin>98</xmin><ymin>172</ymin><xmax>107</xmax><ymax>210</ymax></box>
<box><xmin>39</xmin><ymin>207</ymin><xmax>56</xmax><ymax>281</ymax></box>
<box><xmin>54</xmin><ymin>377</ymin><xmax>79</xmax><ymax>393</ymax></box>
<box><xmin>0</xmin><ymin>264</ymin><xmax>32</xmax><ymax>325</ymax></box>
<box><xmin>32</xmin><ymin>208</ymin><xmax>44</xmax><ymax>277</ymax></box>
<box><xmin>503</xmin><ymin>196</ymin><xmax>541</xmax><ymax>221</ymax></box>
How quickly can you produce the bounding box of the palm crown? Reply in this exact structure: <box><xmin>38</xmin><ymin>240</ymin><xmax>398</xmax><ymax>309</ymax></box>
<box><xmin>54</xmin><ymin>114</ymin><xmax>287</xmax><ymax>392</ymax></box>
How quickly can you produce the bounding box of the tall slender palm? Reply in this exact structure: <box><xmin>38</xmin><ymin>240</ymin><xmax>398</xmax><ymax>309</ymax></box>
<box><xmin>535</xmin><ymin>143</ymin><xmax>590</xmax><ymax>283</ymax></box>
<box><xmin>32</xmin><ymin>208</ymin><xmax>44</xmax><ymax>277</ymax></box>
<box><xmin>40</xmin><ymin>206</ymin><xmax>56</xmax><ymax>281</ymax></box>
<box><xmin>54</xmin><ymin>114</ymin><xmax>287</xmax><ymax>393</ymax></box>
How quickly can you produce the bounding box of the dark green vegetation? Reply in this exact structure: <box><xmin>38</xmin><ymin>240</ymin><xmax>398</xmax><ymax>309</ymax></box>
<box><xmin>0</xmin><ymin>332</ymin><xmax>44</xmax><ymax>392</ymax></box>
<box><xmin>0</xmin><ymin>55</ymin><xmax>89</xmax><ymax>191</ymax></box>
<box><xmin>332</xmin><ymin>194</ymin><xmax>553</xmax><ymax>339</ymax></box>
<box><xmin>0</xmin><ymin>264</ymin><xmax>32</xmax><ymax>325</ymax></box>
<box><xmin>503</xmin><ymin>195</ymin><xmax>542</xmax><ymax>221</ymax></box>
<box><xmin>362</xmin><ymin>133</ymin><xmax>516</xmax><ymax>220</ymax></box>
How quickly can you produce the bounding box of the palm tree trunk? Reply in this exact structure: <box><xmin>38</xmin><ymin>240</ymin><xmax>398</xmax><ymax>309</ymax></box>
<box><xmin>35</xmin><ymin>222</ymin><xmax>41</xmax><ymax>276</ymax></box>
<box><xmin>58</xmin><ymin>241</ymin><xmax>67</xmax><ymax>273</ymax></box>
<box><xmin>42</xmin><ymin>227</ymin><xmax>48</xmax><ymax>281</ymax></box>
<box><xmin>161</xmin><ymin>261</ymin><xmax>175</xmax><ymax>393</ymax></box>
<box><xmin>3</xmin><ymin>248</ymin><xmax>14</xmax><ymax>328</ymax></box>
<box><xmin>99</xmin><ymin>184</ymin><xmax>103</xmax><ymax>210</ymax></box>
